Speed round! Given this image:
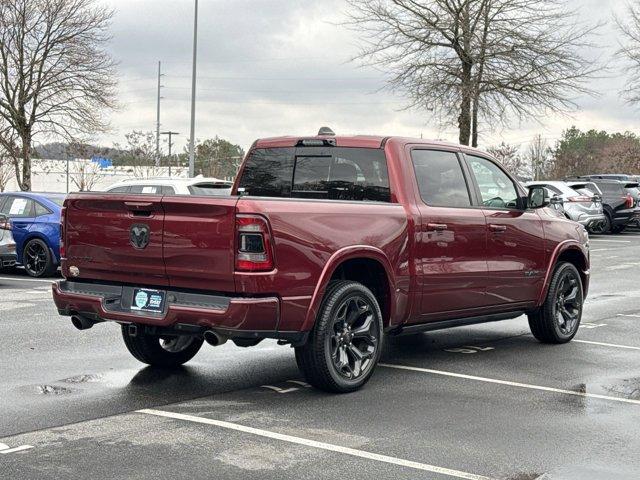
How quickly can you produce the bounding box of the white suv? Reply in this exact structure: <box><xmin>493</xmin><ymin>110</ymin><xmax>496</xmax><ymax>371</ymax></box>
<box><xmin>104</xmin><ymin>177</ymin><xmax>233</xmax><ymax>196</ymax></box>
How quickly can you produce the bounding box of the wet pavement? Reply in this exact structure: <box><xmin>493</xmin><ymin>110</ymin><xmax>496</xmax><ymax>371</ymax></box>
<box><xmin>2</xmin><ymin>233</ymin><xmax>640</xmax><ymax>479</ymax></box>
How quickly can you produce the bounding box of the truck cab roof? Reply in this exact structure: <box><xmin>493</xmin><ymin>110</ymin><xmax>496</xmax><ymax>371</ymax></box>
<box><xmin>253</xmin><ymin>134</ymin><xmax>489</xmax><ymax>156</ymax></box>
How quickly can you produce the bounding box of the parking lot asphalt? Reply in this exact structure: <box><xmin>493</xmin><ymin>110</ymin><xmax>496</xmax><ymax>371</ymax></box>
<box><xmin>2</xmin><ymin>233</ymin><xmax>640</xmax><ymax>480</ymax></box>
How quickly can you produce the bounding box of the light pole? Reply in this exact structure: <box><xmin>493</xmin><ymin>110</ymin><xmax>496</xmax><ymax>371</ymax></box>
<box><xmin>161</xmin><ymin>131</ymin><xmax>179</xmax><ymax>177</ymax></box>
<box><xmin>188</xmin><ymin>0</ymin><xmax>198</xmax><ymax>178</ymax></box>
<box><xmin>155</xmin><ymin>61</ymin><xmax>164</xmax><ymax>167</ymax></box>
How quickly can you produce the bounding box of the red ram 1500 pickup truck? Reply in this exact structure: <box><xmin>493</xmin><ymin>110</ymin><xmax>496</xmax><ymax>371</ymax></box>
<box><xmin>53</xmin><ymin>132</ymin><xmax>590</xmax><ymax>393</ymax></box>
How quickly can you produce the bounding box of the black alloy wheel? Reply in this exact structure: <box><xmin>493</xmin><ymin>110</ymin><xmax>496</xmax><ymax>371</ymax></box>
<box><xmin>23</xmin><ymin>239</ymin><xmax>55</xmax><ymax>277</ymax></box>
<box><xmin>295</xmin><ymin>281</ymin><xmax>383</xmax><ymax>393</ymax></box>
<box><xmin>553</xmin><ymin>270</ymin><xmax>582</xmax><ymax>336</ymax></box>
<box><xmin>528</xmin><ymin>262</ymin><xmax>583</xmax><ymax>343</ymax></box>
<box><xmin>328</xmin><ymin>295</ymin><xmax>379</xmax><ymax>380</ymax></box>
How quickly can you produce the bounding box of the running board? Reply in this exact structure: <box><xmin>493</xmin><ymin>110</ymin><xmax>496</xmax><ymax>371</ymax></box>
<box><xmin>390</xmin><ymin>311</ymin><xmax>526</xmax><ymax>336</ymax></box>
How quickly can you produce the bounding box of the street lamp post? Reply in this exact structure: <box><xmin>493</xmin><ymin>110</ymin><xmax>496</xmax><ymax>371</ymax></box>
<box><xmin>161</xmin><ymin>131</ymin><xmax>179</xmax><ymax>177</ymax></box>
<box><xmin>188</xmin><ymin>0</ymin><xmax>198</xmax><ymax>178</ymax></box>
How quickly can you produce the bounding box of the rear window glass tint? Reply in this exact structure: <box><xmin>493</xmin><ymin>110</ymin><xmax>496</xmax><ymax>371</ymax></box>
<box><xmin>238</xmin><ymin>148</ymin><xmax>295</xmax><ymax>197</ymax></box>
<box><xmin>188</xmin><ymin>183</ymin><xmax>232</xmax><ymax>195</ymax></box>
<box><xmin>238</xmin><ymin>147</ymin><xmax>390</xmax><ymax>202</ymax></box>
<box><xmin>292</xmin><ymin>151</ymin><xmax>390</xmax><ymax>202</ymax></box>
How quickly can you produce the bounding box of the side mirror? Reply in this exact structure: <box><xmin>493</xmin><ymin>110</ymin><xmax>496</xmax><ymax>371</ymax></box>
<box><xmin>527</xmin><ymin>186</ymin><xmax>554</xmax><ymax>209</ymax></box>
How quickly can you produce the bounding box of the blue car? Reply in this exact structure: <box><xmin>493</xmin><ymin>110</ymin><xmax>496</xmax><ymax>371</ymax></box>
<box><xmin>0</xmin><ymin>192</ymin><xmax>65</xmax><ymax>277</ymax></box>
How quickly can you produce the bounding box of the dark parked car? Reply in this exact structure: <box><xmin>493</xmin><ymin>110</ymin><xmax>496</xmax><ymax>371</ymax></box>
<box><xmin>580</xmin><ymin>173</ymin><xmax>640</xmax><ymax>182</ymax></box>
<box><xmin>0</xmin><ymin>192</ymin><xmax>65</xmax><ymax>277</ymax></box>
<box><xmin>566</xmin><ymin>178</ymin><xmax>640</xmax><ymax>233</ymax></box>
<box><xmin>54</xmin><ymin>133</ymin><xmax>590</xmax><ymax>393</ymax></box>
<box><xmin>0</xmin><ymin>214</ymin><xmax>17</xmax><ymax>268</ymax></box>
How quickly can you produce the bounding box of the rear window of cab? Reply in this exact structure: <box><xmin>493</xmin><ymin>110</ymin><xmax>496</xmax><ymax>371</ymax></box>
<box><xmin>237</xmin><ymin>147</ymin><xmax>391</xmax><ymax>202</ymax></box>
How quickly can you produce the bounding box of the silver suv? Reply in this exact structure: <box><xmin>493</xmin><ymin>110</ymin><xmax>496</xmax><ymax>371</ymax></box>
<box><xmin>527</xmin><ymin>181</ymin><xmax>606</xmax><ymax>233</ymax></box>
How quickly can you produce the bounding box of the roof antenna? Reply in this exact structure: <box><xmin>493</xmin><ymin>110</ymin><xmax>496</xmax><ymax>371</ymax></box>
<box><xmin>318</xmin><ymin>126</ymin><xmax>335</xmax><ymax>136</ymax></box>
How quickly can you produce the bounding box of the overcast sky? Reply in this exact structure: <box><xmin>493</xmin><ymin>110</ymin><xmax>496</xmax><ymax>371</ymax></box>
<box><xmin>95</xmin><ymin>0</ymin><xmax>636</xmax><ymax>153</ymax></box>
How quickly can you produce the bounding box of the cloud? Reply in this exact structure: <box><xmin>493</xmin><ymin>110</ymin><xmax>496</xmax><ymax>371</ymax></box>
<box><xmin>91</xmin><ymin>0</ymin><xmax>638</xmax><ymax>154</ymax></box>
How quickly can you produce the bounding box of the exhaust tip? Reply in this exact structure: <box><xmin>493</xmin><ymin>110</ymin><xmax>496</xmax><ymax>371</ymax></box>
<box><xmin>204</xmin><ymin>330</ymin><xmax>227</xmax><ymax>347</ymax></box>
<box><xmin>71</xmin><ymin>315</ymin><xmax>94</xmax><ymax>331</ymax></box>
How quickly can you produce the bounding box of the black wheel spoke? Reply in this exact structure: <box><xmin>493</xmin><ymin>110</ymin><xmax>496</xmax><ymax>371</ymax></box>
<box><xmin>554</xmin><ymin>270</ymin><xmax>582</xmax><ymax>335</ymax></box>
<box><xmin>352</xmin><ymin>316</ymin><xmax>373</xmax><ymax>338</ymax></box>
<box><xmin>328</xmin><ymin>293</ymin><xmax>379</xmax><ymax>381</ymax></box>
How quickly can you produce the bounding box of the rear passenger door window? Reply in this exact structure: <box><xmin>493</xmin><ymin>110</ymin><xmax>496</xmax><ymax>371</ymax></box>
<box><xmin>411</xmin><ymin>150</ymin><xmax>471</xmax><ymax>207</ymax></box>
<box><xmin>1</xmin><ymin>196</ymin><xmax>35</xmax><ymax>218</ymax></box>
<box><xmin>466</xmin><ymin>155</ymin><xmax>519</xmax><ymax>209</ymax></box>
<box><xmin>129</xmin><ymin>185</ymin><xmax>162</xmax><ymax>195</ymax></box>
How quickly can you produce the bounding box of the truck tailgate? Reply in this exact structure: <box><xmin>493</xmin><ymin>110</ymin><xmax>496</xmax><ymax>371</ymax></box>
<box><xmin>161</xmin><ymin>196</ymin><xmax>238</xmax><ymax>292</ymax></box>
<box><xmin>64</xmin><ymin>194</ymin><xmax>168</xmax><ymax>286</ymax></box>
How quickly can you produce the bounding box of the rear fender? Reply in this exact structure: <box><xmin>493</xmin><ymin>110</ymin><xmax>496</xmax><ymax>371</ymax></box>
<box><xmin>536</xmin><ymin>240</ymin><xmax>589</xmax><ymax>306</ymax></box>
<box><xmin>301</xmin><ymin>246</ymin><xmax>396</xmax><ymax>332</ymax></box>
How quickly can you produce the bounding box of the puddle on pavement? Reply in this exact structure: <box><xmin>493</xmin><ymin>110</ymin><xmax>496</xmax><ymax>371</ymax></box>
<box><xmin>601</xmin><ymin>378</ymin><xmax>640</xmax><ymax>399</ymax></box>
<box><xmin>60</xmin><ymin>374</ymin><xmax>105</xmax><ymax>384</ymax></box>
<box><xmin>35</xmin><ymin>385</ymin><xmax>73</xmax><ymax>395</ymax></box>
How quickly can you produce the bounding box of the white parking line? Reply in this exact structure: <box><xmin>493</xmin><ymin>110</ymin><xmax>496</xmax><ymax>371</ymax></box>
<box><xmin>0</xmin><ymin>276</ymin><xmax>54</xmax><ymax>284</ymax></box>
<box><xmin>138</xmin><ymin>409</ymin><xmax>492</xmax><ymax>480</ymax></box>
<box><xmin>617</xmin><ymin>314</ymin><xmax>640</xmax><ymax>318</ymax></box>
<box><xmin>574</xmin><ymin>339</ymin><xmax>640</xmax><ymax>351</ymax></box>
<box><xmin>378</xmin><ymin>364</ymin><xmax>640</xmax><ymax>406</ymax></box>
<box><xmin>589</xmin><ymin>239</ymin><xmax>632</xmax><ymax>243</ymax></box>
<box><xmin>0</xmin><ymin>443</ymin><xmax>33</xmax><ymax>454</ymax></box>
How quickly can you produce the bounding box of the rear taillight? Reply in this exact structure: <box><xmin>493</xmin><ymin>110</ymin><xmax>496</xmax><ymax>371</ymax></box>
<box><xmin>0</xmin><ymin>216</ymin><xmax>10</xmax><ymax>231</ymax></box>
<box><xmin>59</xmin><ymin>206</ymin><xmax>66</xmax><ymax>258</ymax></box>
<box><xmin>625</xmin><ymin>194</ymin><xmax>634</xmax><ymax>209</ymax></box>
<box><xmin>567</xmin><ymin>196</ymin><xmax>592</xmax><ymax>203</ymax></box>
<box><xmin>235</xmin><ymin>215</ymin><xmax>274</xmax><ymax>272</ymax></box>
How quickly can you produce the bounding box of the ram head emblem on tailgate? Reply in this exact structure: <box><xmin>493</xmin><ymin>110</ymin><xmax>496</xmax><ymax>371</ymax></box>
<box><xmin>130</xmin><ymin>224</ymin><xmax>150</xmax><ymax>249</ymax></box>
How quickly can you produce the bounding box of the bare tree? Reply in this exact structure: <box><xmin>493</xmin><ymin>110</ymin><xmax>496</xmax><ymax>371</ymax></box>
<box><xmin>617</xmin><ymin>2</ymin><xmax>640</xmax><ymax>105</ymax></box>
<box><xmin>0</xmin><ymin>155</ymin><xmax>14</xmax><ymax>191</ymax></box>
<box><xmin>70</xmin><ymin>161</ymin><xmax>101</xmax><ymax>191</ymax></box>
<box><xmin>488</xmin><ymin>142</ymin><xmax>528</xmax><ymax>178</ymax></box>
<box><xmin>0</xmin><ymin>0</ymin><xmax>117</xmax><ymax>191</ymax></box>
<box><xmin>345</xmin><ymin>0</ymin><xmax>600</xmax><ymax>147</ymax></box>
<box><xmin>527</xmin><ymin>135</ymin><xmax>551</xmax><ymax>181</ymax></box>
<box><xmin>114</xmin><ymin>131</ymin><xmax>163</xmax><ymax>178</ymax></box>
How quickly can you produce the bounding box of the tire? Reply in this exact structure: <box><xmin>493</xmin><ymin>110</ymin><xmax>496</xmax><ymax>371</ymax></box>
<box><xmin>23</xmin><ymin>238</ymin><xmax>56</xmax><ymax>277</ymax></box>
<box><xmin>121</xmin><ymin>325</ymin><xmax>204</xmax><ymax>367</ymax></box>
<box><xmin>528</xmin><ymin>262</ymin><xmax>583</xmax><ymax>344</ymax></box>
<box><xmin>601</xmin><ymin>212</ymin><xmax>612</xmax><ymax>234</ymax></box>
<box><xmin>611</xmin><ymin>224</ymin><xmax>626</xmax><ymax>234</ymax></box>
<box><xmin>295</xmin><ymin>281</ymin><xmax>383</xmax><ymax>393</ymax></box>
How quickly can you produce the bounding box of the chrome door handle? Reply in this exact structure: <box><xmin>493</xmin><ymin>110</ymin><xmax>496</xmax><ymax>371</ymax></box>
<box><xmin>427</xmin><ymin>223</ymin><xmax>448</xmax><ymax>231</ymax></box>
<box><xmin>489</xmin><ymin>224</ymin><xmax>507</xmax><ymax>233</ymax></box>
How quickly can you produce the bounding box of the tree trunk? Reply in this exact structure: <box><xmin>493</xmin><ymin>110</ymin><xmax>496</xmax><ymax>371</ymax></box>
<box><xmin>19</xmin><ymin>130</ymin><xmax>31</xmax><ymax>191</ymax></box>
<box><xmin>458</xmin><ymin>62</ymin><xmax>473</xmax><ymax>146</ymax></box>
<box><xmin>471</xmin><ymin>97</ymin><xmax>479</xmax><ymax>148</ymax></box>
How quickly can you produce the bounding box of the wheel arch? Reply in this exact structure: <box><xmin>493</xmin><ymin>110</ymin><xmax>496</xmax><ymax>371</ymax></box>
<box><xmin>537</xmin><ymin>241</ymin><xmax>589</xmax><ymax>306</ymax></box>
<box><xmin>302</xmin><ymin>246</ymin><xmax>396</xmax><ymax>331</ymax></box>
<box><xmin>19</xmin><ymin>233</ymin><xmax>58</xmax><ymax>265</ymax></box>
